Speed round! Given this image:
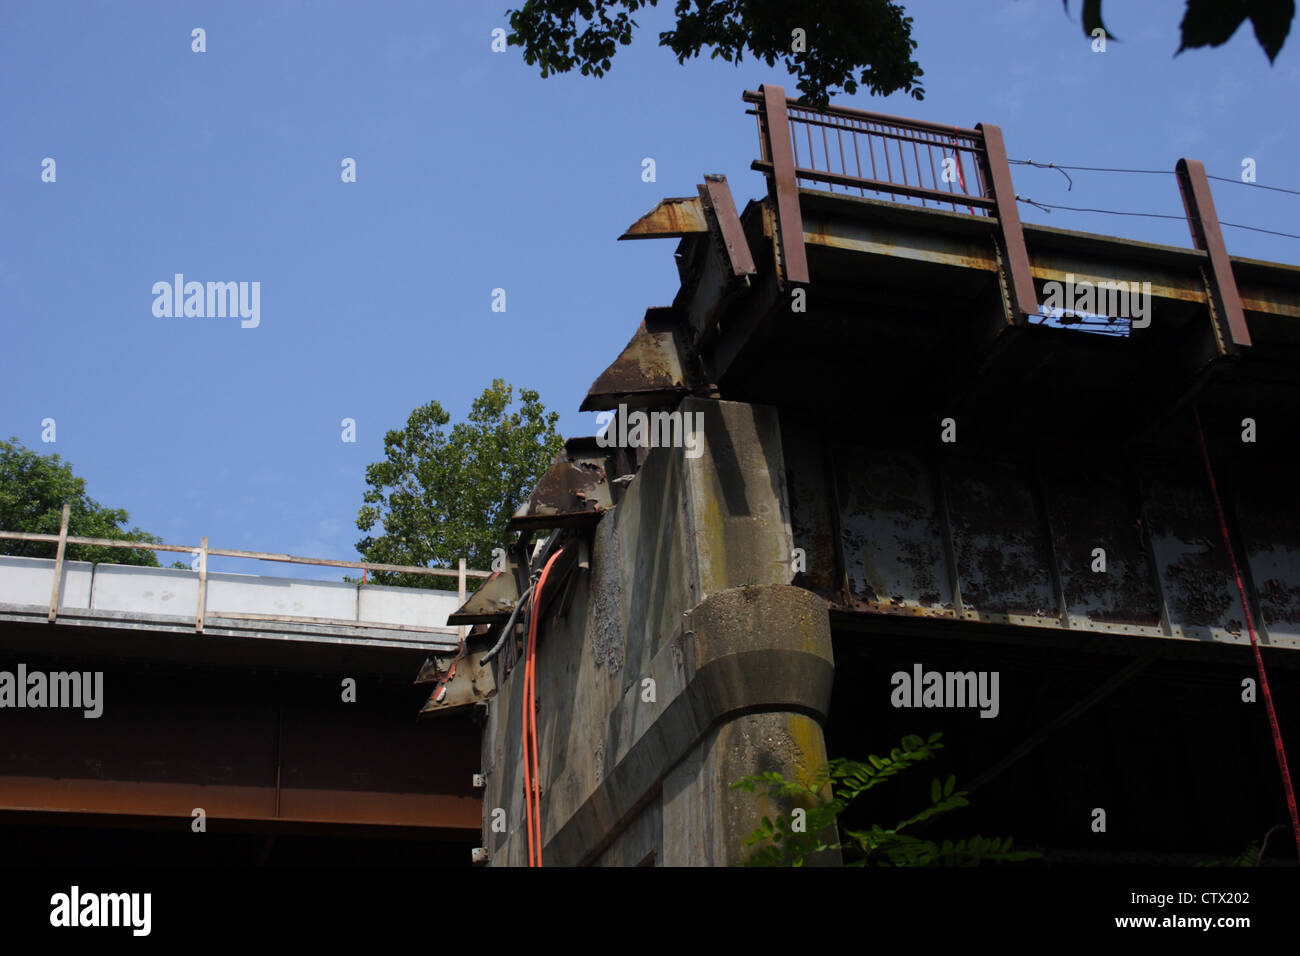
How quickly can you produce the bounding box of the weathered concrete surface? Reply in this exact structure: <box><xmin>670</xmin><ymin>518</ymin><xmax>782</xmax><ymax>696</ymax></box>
<box><xmin>479</xmin><ymin>398</ymin><xmax>835</xmax><ymax>865</ymax></box>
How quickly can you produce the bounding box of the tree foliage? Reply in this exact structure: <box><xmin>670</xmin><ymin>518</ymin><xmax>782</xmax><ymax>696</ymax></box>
<box><xmin>731</xmin><ymin>732</ymin><xmax>1042</xmax><ymax>867</ymax></box>
<box><xmin>1067</xmin><ymin>0</ymin><xmax>1294</xmax><ymax>62</ymax></box>
<box><xmin>355</xmin><ymin>380</ymin><xmax>564</xmax><ymax>589</ymax></box>
<box><xmin>0</xmin><ymin>438</ymin><xmax>163</xmax><ymax>567</ymax></box>
<box><xmin>505</xmin><ymin>0</ymin><xmax>924</xmax><ymax>106</ymax></box>
<box><xmin>506</xmin><ymin>0</ymin><xmax>1292</xmax><ymax>112</ymax></box>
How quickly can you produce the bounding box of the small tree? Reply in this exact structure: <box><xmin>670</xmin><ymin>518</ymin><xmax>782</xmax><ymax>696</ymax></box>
<box><xmin>732</xmin><ymin>732</ymin><xmax>1041</xmax><ymax>866</ymax></box>
<box><xmin>355</xmin><ymin>380</ymin><xmax>564</xmax><ymax>589</ymax></box>
<box><xmin>0</xmin><ymin>437</ymin><xmax>164</xmax><ymax>567</ymax></box>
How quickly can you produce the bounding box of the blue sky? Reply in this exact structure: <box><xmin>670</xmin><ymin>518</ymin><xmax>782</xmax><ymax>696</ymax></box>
<box><xmin>2</xmin><ymin>1</ymin><xmax>1297</xmax><ymax>577</ymax></box>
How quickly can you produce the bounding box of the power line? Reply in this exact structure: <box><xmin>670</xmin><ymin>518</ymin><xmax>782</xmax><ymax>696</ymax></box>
<box><xmin>1220</xmin><ymin>221</ymin><xmax>1300</xmax><ymax>239</ymax></box>
<box><xmin>1208</xmin><ymin>175</ymin><xmax>1300</xmax><ymax>197</ymax></box>
<box><xmin>1012</xmin><ymin>158</ymin><xmax>1300</xmax><ymax>198</ymax></box>
<box><xmin>1018</xmin><ymin>197</ymin><xmax>1184</xmax><ymax>220</ymax></box>
<box><xmin>1013</xmin><ymin>159</ymin><xmax>1168</xmax><ymax>175</ymax></box>
<box><xmin>1016</xmin><ymin>197</ymin><xmax>1300</xmax><ymax>240</ymax></box>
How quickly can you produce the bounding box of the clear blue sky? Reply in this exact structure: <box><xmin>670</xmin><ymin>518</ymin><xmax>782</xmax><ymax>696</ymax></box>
<box><xmin>3</xmin><ymin>1</ymin><xmax>1297</xmax><ymax>577</ymax></box>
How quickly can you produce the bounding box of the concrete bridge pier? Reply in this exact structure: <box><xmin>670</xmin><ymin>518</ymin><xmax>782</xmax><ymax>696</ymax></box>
<box><xmin>479</xmin><ymin>398</ymin><xmax>835</xmax><ymax>866</ymax></box>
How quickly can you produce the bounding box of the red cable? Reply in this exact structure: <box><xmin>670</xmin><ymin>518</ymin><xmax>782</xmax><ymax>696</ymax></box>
<box><xmin>1194</xmin><ymin>408</ymin><xmax>1300</xmax><ymax>861</ymax></box>
<box><xmin>523</xmin><ymin>548</ymin><xmax>564</xmax><ymax>867</ymax></box>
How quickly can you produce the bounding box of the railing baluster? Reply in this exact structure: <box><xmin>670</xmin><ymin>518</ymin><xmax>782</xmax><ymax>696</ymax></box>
<box><xmin>881</xmin><ymin>124</ymin><xmax>896</xmax><ymax>201</ymax></box>
<box><xmin>912</xmin><ymin>139</ymin><xmax>925</xmax><ymax>207</ymax></box>
<box><xmin>744</xmin><ymin>89</ymin><xmax>998</xmax><ymax>215</ymax></box>
<box><xmin>797</xmin><ymin>114</ymin><xmax>810</xmax><ymax>185</ymax></box>
<box><xmin>822</xmin><ymin>122</ymin><xmax>832</xmax><ymax>192</ymax></box>
<box><xmin>851</xmin><ymin>123</ymin><xmax>864</xmax><ymax>196</ymax></box>
<box><xmin>866</xmin><ymin>125</ymin><xmax>878</xmax><ymax>184</ymax></box>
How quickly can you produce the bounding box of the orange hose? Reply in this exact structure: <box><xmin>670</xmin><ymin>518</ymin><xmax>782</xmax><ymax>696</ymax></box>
<box><xmin>523</xmin><ymin>548</ymin><xmax>564</xmax><ymax>867</ymax></box>
<box><xmin>526</xmin><ymin>604</ymin><xmax>539</xmax><ymax>866</ymax></box>
<box><xmin>521</xmin><ymin>611</ymin><xmax>535</xmax><ymax>866</ymax></box>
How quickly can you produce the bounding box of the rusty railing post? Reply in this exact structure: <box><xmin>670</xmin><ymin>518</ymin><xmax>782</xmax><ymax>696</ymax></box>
<box><xmin>759</xmin><ymin>85</ymin><xmax>810</xmax><ymax>285</ymax></box>
<box><xmin>977</xmin><ymin>123</ymin><xmax>1037</xmax><ymax>323</ymax></box>
<box><xmin>47</xmin><ymin>503</ymin><xmax>70</xmax><ymax>622</ymax></box>
<box><xmin>1176</xmin><ymin>158</ymin><xmax>1252</xmax><ymax>349</ymax></box>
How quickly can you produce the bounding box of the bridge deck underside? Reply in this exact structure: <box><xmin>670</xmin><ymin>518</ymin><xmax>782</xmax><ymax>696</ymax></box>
<box><xmin>0</xmin><ymin>642</ymin><xmax>481</xmax><ymax>831</ymax></box>
<box><xmin>785</xmin><ymin>423</ymin><xmax>1300</xmax><ymax>650</ymax></box>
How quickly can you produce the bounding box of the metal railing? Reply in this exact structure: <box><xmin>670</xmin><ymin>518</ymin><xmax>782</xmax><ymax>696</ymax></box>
<box><xmin>0</xmin><ymin>503</ymin><xmax>490</xmax><ymax>635</ymax></box>
<box><xmin>745</xmin><ymin>84</ymin><xmax>1037</xmax><ymax>318</ymax></box>
<box><xmin>746</xmin><ymin>91</ymin><xmax>994</xmax><ymax>215</ymax></box>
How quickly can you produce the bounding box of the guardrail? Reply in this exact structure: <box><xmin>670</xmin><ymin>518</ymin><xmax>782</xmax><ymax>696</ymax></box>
<box><xmin>744</xmin><ymin>84</ymin><xmax>1037</xmax><ymax>318</ymax></box>
<box><xmin>747</xmin><ymin>90</ymin><xmax>992</xmax><ymax>214</ymax></box>
<box><xmin>0</xmin><ymin>503</ymin><xmax>491</xmax><ymax>636</ymax></box>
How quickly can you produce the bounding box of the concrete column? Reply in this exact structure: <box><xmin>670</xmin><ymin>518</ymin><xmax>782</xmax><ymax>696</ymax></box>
<box><xmin>480</xmin><ymin>398</ymin><xmax>836</xmax><ymax>866</ymax></box>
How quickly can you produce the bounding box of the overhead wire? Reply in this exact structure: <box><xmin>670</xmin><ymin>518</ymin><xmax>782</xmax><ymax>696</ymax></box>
<box><xmin>1009</xmin><ymin>157</ymin><xmax>1300</xmax><ymax>239</ymax></box>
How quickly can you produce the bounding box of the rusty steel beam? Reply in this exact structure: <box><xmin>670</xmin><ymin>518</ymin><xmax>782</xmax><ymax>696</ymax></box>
<box><xmin>758</xmin><ymin>85</ymin><xmax>810</xmax><ymax>285</ymax></box>
<box><xmin>418</xmin><ymin>644</ymin><xmax>498</xmax><ymax>718</ymax></box>
<box><xmin>977</xmin><ymin>123</ymin><xmax>1037</xmax><ymax>323</ymax></box>
<box><xmin>507</xmin><ymin>440</ymin><xmax>612</xmax><ymax>531</ymax></box>
<box><xmin>1177</xmin><ymin>158</ymin><xmax>1252</xmax><ymax>348</ymax></box>
<box><xmin>0</xmin><ymin>777</ymin><xmax>480</xmax><ymax>829</ymax></box>
<box><xmin>798</xmin><ymin>435</ymin><xmax>1300</xmax><ymax>647</ymax></box>
<box><xmin>699</xmin><ymin>174</ymin><xmax>757</xmax><ymax>278</ymax></box>
<box><xmin>0</xmin><ymin>665</ymin><xmax>483</xmax><ymax>829</ymax></box>
<box><xmin>580</xmin><ymin>307</ymin><xmax>693</xmax><ymax>411</ymax></box>
<box><xmin>447</xmin><ymin>570</ymin><xmax>520</xmax><ymax>625</ymax></box>
<box><xmin>619</xmin><ymin>197</ymin><xmax>708</xmax><ymax>239</ymax></box>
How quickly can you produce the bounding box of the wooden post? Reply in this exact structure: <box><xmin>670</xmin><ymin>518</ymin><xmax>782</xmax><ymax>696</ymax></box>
<box><xmin>195</xmin><ymin>536</ymin><xmax>209</xmax><ymax>632</ymax></box>
<box><xmin>458</xmin><ymin>558</ymin><xmax>467</xmax><ymax>641</ymax></box>
<box><xmin>47</xmin><ymin>503</ymin><xmax>70</xmax><ymax>623</ymax></box>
